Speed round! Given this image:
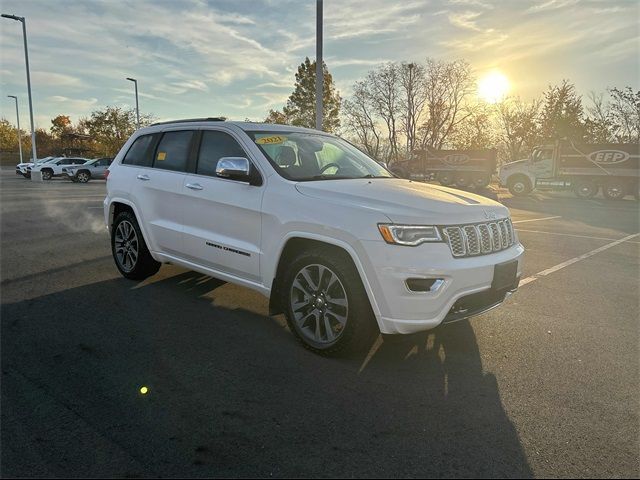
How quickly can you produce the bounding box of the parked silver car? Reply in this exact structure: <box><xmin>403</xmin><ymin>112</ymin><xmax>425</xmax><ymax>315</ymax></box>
<box><xmin>64</xmin><ymin>157</ymin><xmax>113</xmax><ymax>183</ymax></box>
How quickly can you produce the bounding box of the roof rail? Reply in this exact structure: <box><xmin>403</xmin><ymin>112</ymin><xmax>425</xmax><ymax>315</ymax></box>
<box><xmin>151</xmin><ymin>117</ymin><xmax>227</xmax><ymax>126</ymax></box>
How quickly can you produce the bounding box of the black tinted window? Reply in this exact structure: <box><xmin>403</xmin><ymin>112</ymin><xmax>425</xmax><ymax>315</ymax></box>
<box><xmin>197</xmin><ymin>131</ymin><xmax>246</xmax><ymax>177</ymax></box>
<box><xmin>154</xmin><ymin>131</ymin><xmax>194</xmax><ymax>172</ymax></box>
<box><xmin>123</xmin><ymin>135</ymin><xmax>155</xmax><ymax>167</ymax></box>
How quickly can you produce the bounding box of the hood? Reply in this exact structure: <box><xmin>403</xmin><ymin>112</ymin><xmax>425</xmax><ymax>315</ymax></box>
<box><xmin>295</xmin><ymin>178</ymin><xmax>509</xmax><ymax>225</ymax></box>
<box><xmin>500</xmin><ymin>159</ymin><xmax>528</xmax><ymax>169</ymax></box>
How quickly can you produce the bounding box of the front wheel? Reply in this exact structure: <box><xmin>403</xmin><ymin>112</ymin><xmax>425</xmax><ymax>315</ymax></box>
<box><xmin>77</xmin><ymin>171</ymin><xmax>90</xmax><ymax>183</ymax></box>
<box><xmin>282</xmin><ymin>248</ymin><xmax>377</xmax><ymax>355</ymax></box>
<box><xmin>507</xmin><ymin>176</ymin><xmax>532</xmax><ymax>196</ymax></box>
<box><xmin>111</xmin><ymin>211</ymin><xmax>160</xmax><ymax>280</ymax></box>
<box><xmin>41</xmin><ymin>170</ymin><xmax>53</xmax><ymax>180</ymax></box>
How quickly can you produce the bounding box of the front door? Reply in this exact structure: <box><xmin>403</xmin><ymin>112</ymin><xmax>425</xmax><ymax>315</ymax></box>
<box><xmin>181</xmin><ymin>129</ymin><xmax>264</xmax><ymax>282</ymax></box>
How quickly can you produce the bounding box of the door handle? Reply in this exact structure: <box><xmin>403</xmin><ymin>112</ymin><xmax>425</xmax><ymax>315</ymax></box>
<box><xmin>137</xmin><ymin>174</ymin><xmax>150</xmax><ymax>181</ymax></box>
<box><xmin>186</xmin><ymin>183</ymin><xmax>203</xmax><ymax>191</ymax></box>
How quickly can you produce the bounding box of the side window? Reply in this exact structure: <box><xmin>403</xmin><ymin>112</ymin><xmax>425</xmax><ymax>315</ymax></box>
<box><xmin>197</xmin><ymin>130</ymin><xmax>247</xmax><ymax>177</ymax></box>
<box><xmin>123</xmin><ymin>134</ymin><xmax>156</xmax><ymax>167</ymax></box>
<box><xmin>153</xmin><ymin>131</ymin><xmax>194</xmax><ymax>172</ymax></box>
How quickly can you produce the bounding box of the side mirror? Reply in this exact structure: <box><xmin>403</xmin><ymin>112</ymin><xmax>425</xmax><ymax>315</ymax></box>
<box><xmin>216</xmin><ymin>157</ymin><xmax>250</xmax><ymax>179</ymax></box>
<box><xmin>216</xmin><ymin>157</ymin><xmax>262</xmax><ymax>186</ymax></box>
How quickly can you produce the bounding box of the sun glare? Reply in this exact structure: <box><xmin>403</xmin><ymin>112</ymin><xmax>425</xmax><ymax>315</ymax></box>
<box><xmin>478</xmin><ymin>72</ymin><xmax>510</xmax><ymax>103</ymax></box>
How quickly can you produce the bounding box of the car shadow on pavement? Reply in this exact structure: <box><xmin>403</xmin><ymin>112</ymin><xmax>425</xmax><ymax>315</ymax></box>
<box><xmin>2</xmin><ymin>269</ymin><xmax>532</xmax><ymax>478</ymax></box>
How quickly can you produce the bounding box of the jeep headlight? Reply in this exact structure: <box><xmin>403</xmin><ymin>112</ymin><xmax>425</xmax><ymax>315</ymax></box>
<box><xmin>378</xmin><ymin>224</ymin><xmax>442</xmax><ymax>246</ymax></box>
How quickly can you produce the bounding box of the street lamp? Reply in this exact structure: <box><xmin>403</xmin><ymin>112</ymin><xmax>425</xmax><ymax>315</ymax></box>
<box><xmin>6</xmin><ymin>95</ymin><xmax>23</xmax><ymax>164</ymax></box>
<box><xmin>126</xmin><ymin>77</ymin><xmax>140</xmax><ymax>129</ymax></box>
<box><xmin>315</xmin><ymin>0</ymin><xmax>323</xmax><ymax>131</ymax></box>
<box><xmin>2</xmin><ymin>13</ymin><xmax>37</xmax><ymax>162</ymax></box>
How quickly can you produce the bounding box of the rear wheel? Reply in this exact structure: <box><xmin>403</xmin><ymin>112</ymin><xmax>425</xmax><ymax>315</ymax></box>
<box><xmin>282</xmin><ymin>248</ymin><xmax>377</xmax><ymax>355</ymax></box>
<box><xmin>507</xmin><ymin>175</ymin><xmax>532</xmax><ymax>196</ymax></box>
<box><xmin>77</xmin><ymin>171</ymin><xmax>91</xmax><ymax>183</ymax></box>
<box><xmin>111</xmin><ymin>211</ymin><xmax>160</xmax><ymax>280</ymax></box>
<box><xmin>573</xmin><ymin>180</ymin><xmax>598</xmax><ymax>199</ymax></box>
<box><xmin>437</xmin><ymin>172</ymin><xmax>455</xmax><ymax>186</ymax></box>
<box><xmin>472</xmin><ymin>173</ymin><xmax>491</xmax><ymax>189</ymax></box>
<box><xmin>454</xmin><ymin>172</ymin><xmax>471</xmax><ymax>188</ymax></box>
<box><xmin>602</xmin><ymin>179</ymin><xmax>627</xmax><ymax>201</ymax></box>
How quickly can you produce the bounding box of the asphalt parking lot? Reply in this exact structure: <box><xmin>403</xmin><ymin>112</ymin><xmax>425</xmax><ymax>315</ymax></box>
<box><xmin>1</xmin><ymin>167</ymin><xmax>638</xmax><ymax>478</ymax></box>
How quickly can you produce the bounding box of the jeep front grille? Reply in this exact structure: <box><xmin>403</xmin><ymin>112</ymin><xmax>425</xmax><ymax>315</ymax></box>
<box><xmin>443</xmin><ymin>219</ymin><xmax>515</xmax><ymax>258</ymax></box>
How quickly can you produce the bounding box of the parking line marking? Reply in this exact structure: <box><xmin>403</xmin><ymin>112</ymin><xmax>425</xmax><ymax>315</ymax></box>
<box><xmin>519</xmin><ymin>232</ymin><xmax>640</xmax><ymax>287</ymax></box>
<box><xmin>512</xmin><ymin>215</ymin><xmax>561</xmax><ymax>224</ymax></box>
<box><xmin>516</xmin><ymin>228</ymin><xmax>640</xmax><ymax>243</ymax></box>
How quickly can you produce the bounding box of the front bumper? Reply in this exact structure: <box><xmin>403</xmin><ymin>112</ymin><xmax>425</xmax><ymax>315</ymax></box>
<box><xmin>360</xmin><ymin>240</ymin><xmax>525</xmax><ymax>334</ymax></box>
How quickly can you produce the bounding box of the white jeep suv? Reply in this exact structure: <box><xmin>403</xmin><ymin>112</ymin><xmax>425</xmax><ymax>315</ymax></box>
<box><xmin>104</xmin><ymin>118</ymin><xmax>524</xmax><ymax>355</ymax></box>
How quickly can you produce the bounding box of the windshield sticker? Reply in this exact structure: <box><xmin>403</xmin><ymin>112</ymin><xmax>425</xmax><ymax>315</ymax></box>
<box><xmin>157</xmin><ymin>151</ymin><xmax>166</xmax><ymax>161</ymax></box>
<box><xmin>256</xmin><ymin>135</ymin><xmax>285</xmax><ymax>145</ymax></box>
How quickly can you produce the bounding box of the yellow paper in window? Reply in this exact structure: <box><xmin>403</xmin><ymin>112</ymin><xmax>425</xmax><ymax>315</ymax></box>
<box><xmin>157</xmin><ymin>151</ymin><xmax>166</xmax><ymax>161</ymax></box>
<box><xmin>255</xmin><ymin>136</ymin><xmax>285</xmax><ymax>145</ymax></box>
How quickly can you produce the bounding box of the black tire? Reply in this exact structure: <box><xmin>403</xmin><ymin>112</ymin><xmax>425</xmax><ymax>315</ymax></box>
<box><xmin>507</xmin><ymin>175</ymin><xmax>532</xmax><ymax>196</ymax></box>
<box><xmin>454</xmin><ymin>172</ymin><xmax>471</xmax><ymax>188</ymax></box>
<box><xmin>41</xmin><ymin>169</ymin><xmax>53</xmax><ymax>180</ymax></box>
<box><xmin>472</xmin><ymin>173</ymin><xmax>491</xmax><ymax>189</ymax></box>
<box><xmin>281</xmin><ymin>247</ymin><xmax>378</xmax><ymax>356</ymax></box>
<box><xmin>77</xmin><ymin>171</ymin><xmax>91</xmax><ymax>183</ymax></box>
<box><xmin>573</xmin><ymin>180</ymin><xmax>598</xmax><ymax>199</ymax></box>
<box><xmin>437</xmin><ymin>172</ymin><xmax>455</xmax><ymax>186</ymax></box>
<box><xmin>602</xmin><ymin>179</ymin><xmax>627</xmax><ymax>201</ymax></box>
<box><xmin>111</xmin><ymin>211</ymin><xmax>161</xmax><ymax>280</ymax></box>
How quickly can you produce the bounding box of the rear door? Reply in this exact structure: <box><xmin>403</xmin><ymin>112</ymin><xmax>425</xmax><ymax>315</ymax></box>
<box><xmin>124</xmin><ymin>130</ymin><xmax>195</xmax><ymax>256</ymax></box>
<box><xmin>181</xmin><ymin>129</ymin><xmax>264</xmax><ymax>282</ymax></box>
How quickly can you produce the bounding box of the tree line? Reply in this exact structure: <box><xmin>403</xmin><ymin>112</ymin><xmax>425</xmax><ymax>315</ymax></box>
<box><xmin>266</xmin><ymin>57</ymin><xmax>640</xmax><ymax>166</ymax></box>
<box><xmin>0</xmin><ymin>106</ymin><xmax>153</xmax><ymax>162</ymax></box>
<box><xmin>1</xmin><ymin>56</ymin><xmax>638</xmax><ymax>166</ymax></box>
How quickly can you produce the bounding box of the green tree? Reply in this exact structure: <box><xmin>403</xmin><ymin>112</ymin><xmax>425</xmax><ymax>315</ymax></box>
<box><xmin>81</xmin><ymin>106</ymin><xmax>153</xmax><ymax>156</ymax></box>
<box><xmin>539</xmin><ymin>80</ymin><xmax>587</xmax><ymax>141</ymax></box>
<box><xmin>50</xmin><ymin>115</ymin><xmax>72</xmax><ymax>138</ymax></box>
<box><xmin>267</xmin><ymin>57</ymin><xmax>341</xmax><ymax>132</ymax></box>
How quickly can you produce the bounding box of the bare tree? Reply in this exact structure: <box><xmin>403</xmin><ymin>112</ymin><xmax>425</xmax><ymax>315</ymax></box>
<box><xmin>399</xmin><ymin>62</ymin><xmax>428</xmax><ymax>154</ymax></box>
<box><xmin>342</xmin><ymin>80</ymin><xmax>383</xmax><ymax>159</ymax></box>
<box><xmin>449</xmin><ymin>102</ymin><xmax>497</xmax><ymax>150</ymax></box>
<box><xmin>608</xmin><ymin>87</ymin><xmax>640</xmax><ymax>143</ymax></box>
<box><xmin>495</xmin><ymin>96</ymin><xmax>541</xmax><ymax>163</ymax></box>
<box><xmin>418</xmin><ymin>59</ymin><xmax>475</xmax><ymax>149</ymax></box>
<box><xmin>367</xmin><ymin>63</ymin><xmax>401</xmax><ymax>161</ymax></box>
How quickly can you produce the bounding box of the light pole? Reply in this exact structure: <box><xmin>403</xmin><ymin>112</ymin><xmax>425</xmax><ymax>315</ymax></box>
<box><xmin>126</xmin><ymin>77</ymin><xmax>140</xmax><ymax>129</ymax></box>
<box><xmin>315</xmin><ymin>0</ymin><xmax>323</xmax><ymax>131</ymax></box>
<box><xmin>7</xmin><ymin>95</ymin><xmax>23</xmax><ymax>163</ymax></box>
<box><xmin>2</xmin><ymin>13</ymin><xmax>37</xmax><ymax>162</ymax></box>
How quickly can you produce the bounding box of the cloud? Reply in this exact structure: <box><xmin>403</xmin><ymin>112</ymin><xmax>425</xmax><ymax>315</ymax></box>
<box><xmin>47</xmin><ymin>96</ymin><xmax>99</xmax><ymax>110</ymax></box>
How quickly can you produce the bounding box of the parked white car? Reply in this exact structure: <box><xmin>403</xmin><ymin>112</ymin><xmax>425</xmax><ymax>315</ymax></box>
<box><xmin>31</xmin><ymin>157</ymin><xmax>90</xmax><ymax>180</ymax></box>
<box><xmin>16</xmin><ymin>156</ymin><xmax>55</xmax><ymax>177</ymax></box>
<box><xmin>104</xmin><ymin>119</ymin><xmax>524</xmax><ymax>355</ymax></box>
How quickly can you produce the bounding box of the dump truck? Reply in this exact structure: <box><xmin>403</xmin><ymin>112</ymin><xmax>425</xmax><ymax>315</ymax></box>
<box><xmin>498</xmin><ymin>140</ymin><xmax>639</xmax><ymax>200</ymax></box>
<box><xmin>390</xmin><ymin>147</ymin><xmax>497</xmax><ymax>189</ymax></box>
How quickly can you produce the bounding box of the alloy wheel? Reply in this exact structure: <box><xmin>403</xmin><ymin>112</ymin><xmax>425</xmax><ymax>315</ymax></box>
<box><xmin>290</xmin><ymin>264</ymin><xmax>349</xmax><ymax>345</ymax></box>
<box><xmin>114</xmin><ymin>220</ymin><xmax>139</xmax><ymax>272</ymax></box>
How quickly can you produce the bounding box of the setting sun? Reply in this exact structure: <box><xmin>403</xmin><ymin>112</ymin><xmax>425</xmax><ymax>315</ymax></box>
<box><xmin>478</xmin><ymin>72</ymin><xmax>510</xmax><ymax>103</ymax></box>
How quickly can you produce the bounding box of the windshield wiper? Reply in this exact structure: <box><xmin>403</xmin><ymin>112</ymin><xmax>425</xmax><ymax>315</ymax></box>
<box><xmin>361</xmin><ymin>174</ymin><xmax>394</xmax><ymax>179</ymax></box>
<box><xmin>308</xmin><ymin>175</ymin><xmax>355</xmax><ymax>181</ymax></box>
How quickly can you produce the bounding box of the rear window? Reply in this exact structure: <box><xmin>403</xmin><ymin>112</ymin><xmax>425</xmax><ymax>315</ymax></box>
<box><xmin>123</xmin><ymin>134</ymin><xmax>156</xmax><ymax>167</ymax></box>
<box><xmin>153</xmin><ymin>131</ymin><xmax>194</xmax><ymax>172</ymax></box>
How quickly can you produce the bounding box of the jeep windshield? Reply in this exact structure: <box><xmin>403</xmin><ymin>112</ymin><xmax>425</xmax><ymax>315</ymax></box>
<box><xmin>248</xmin><ymin>131</ymin><xmax>393</xmax><ymax>181</ymax></box>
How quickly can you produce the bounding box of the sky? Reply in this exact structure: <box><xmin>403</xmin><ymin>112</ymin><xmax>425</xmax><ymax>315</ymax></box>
<box><xmin>0</xmin><ymin>0</ymin><xmax>638</xmax><ymax>129</ymax></box>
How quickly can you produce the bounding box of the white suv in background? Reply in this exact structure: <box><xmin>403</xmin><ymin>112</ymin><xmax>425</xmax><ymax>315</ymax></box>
<box><xmin>104</xmin><ymin>118</ymin><xmax>524</xmax><ymax>355</ymax></box>
<box><xmin>31</xmin><ymin>157</ymin><xmax>89</xmax><ymax>180</ymax></box>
